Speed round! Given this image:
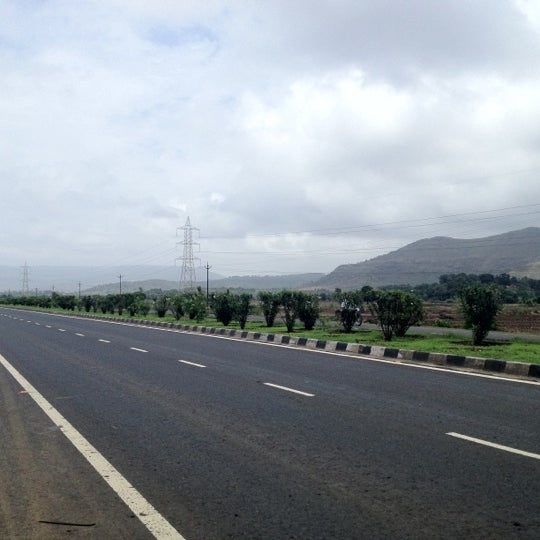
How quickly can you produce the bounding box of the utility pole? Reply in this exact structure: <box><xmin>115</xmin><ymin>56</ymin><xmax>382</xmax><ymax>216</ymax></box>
<box><xmin>78</xmin><ymin>282</ymin><xmax>81</xmax><ymax>299</ymax></box>
<box><xmin>118</xmin><ymin>274</ymin><xmax>123</xmax><ymax>295</ymax></box>
<box><xmin>204</xmin><ymin>262</ymin><xmax>211</xmax><ymax>304</ymax></box>
<box><xmin>176</xmin><ymin>217</ymin><xmax>200</xmax><ymax>291</ymax></box>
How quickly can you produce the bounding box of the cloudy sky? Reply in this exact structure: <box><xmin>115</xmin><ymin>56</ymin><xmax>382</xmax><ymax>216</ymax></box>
<box><xmin>1</xmin><ymin>0</ymin><xmax>540</xmax><ymax>283</ymax></box>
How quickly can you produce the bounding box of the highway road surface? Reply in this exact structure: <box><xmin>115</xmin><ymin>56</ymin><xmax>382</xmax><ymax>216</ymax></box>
<box><xmin>0</xmin><ymin>307</ymin><xmax>539</xmax><ymax>539</ymax></box>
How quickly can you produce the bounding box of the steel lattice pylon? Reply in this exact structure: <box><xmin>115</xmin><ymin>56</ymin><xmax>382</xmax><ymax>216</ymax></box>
<box><xmin>176</xmin><ymin>217</ymin><xmax>199</xmax><ymax>291</ymax></box>
<box><xmin>21</xmin><ymin>261</ymin><xmax>30</xmax><ymax>294</ymax></box>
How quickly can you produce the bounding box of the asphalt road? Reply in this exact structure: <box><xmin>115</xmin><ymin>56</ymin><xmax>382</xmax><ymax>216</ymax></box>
<box><xmin>1</xmin><ymin>307</ymin><xmax>539</xmax><ymax>539</ymax></box>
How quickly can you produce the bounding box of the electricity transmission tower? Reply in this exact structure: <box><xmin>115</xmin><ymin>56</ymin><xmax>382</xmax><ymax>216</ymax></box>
<box><xmin>21</xmin><ymin>261</ymin><xmax>30</xmax><ymax>295</ymax></box>
<box><xmin>176</xmin><ymin>217</ymin><xmax>199</xmax><ymax>291</ymax></box>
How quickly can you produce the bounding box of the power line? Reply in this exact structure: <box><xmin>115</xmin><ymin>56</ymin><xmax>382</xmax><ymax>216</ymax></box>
<box><xmin>200</xmin><ymin>203</ymin><xmax>540</xmax><ymax>240</ymax></box>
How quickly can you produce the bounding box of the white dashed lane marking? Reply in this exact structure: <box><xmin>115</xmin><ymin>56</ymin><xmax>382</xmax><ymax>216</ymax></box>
<box><xmin>447</xmin><ymin>432</ymin><xmax>540</xmax><ymax>460</ymax></box>
<box><xmin>263</xmin><ymin>382</ymin><xmax>315</xmax><ymax>397</ymax></box>
<box><xmin>178</xmin><ymin>360</ymin><xmax>206</xmax><ymax>368</ymax></box>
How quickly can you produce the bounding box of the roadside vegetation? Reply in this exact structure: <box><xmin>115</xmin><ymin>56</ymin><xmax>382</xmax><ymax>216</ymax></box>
<box><xmin>1</xmin><ymin>273</ymin><xmax>539</xmax><ymax>364</ymax></box>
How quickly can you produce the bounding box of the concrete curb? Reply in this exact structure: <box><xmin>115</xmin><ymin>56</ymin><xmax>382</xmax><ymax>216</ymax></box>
<box><xmin>76</xmin><ymin>314</ymin><xmax>540</xmax><ymax>381</ymax></box>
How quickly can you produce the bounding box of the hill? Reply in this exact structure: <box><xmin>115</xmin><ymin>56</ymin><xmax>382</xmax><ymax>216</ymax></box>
<box><xmin>209</xmin><ymin>273</ymin><xmax>325</xmax><ymax>291</ymax></box>
<box><xmin>82</xmin><ymin>273</ymin><xmax>325</xmax><ymax>295</ymax></box>
<box><xmin>0</xmin><ymin>266</ymin><xmax>220</xmax><ymax>294</ymax></box>
<box><xmin>316</xmin><ymin>227</ymin><xmax>540</xmax><ymax>289</ymax></box>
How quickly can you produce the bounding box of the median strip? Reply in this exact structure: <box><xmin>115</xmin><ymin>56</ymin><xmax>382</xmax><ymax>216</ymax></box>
<box><xmin>263</xmin><ymin>382</ymin><xmax>315</xmax><ymax>397</ymax></box>
<box><xmin>446</xmin><ymin>432</ymin><xmax>540</xmax><ymax>460</ymax></box>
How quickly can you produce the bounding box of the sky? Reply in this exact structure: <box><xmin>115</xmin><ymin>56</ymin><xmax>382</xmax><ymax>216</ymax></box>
<box><xmin>1</xmin><ymin>0</ymin><xmax>540</xmax><ymax>284</ymax></box>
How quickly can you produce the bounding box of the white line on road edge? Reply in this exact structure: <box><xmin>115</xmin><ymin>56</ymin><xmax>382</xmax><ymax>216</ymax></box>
<box><xmin>178</xmin><ymin>360</ymin><xmax>206</xmax><ymax>368</ymax></box>
<box><xmin>0</xmin><ymin>353</ymin><xmax>185</xmax><ymax>540</ymax></box>
<box><xmin>446</xmin><ymin>432</ymin><xmax>540</xmax><ymax>460</ymax></box>
<box><xmin>130</xmin><ymin>347</ymin><xmax>148</xmax><ymax>353</ymax></box>
<box><xmin>263</xmin><ymin>382</ymin><xmax>315</xmax><ymax>397</ymax></box>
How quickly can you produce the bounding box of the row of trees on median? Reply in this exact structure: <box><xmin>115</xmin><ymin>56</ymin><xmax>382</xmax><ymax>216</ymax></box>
<box><xmin>0</xmin><ymin>283</ymin><xmax>503</xmax><ymax>345</ymax></box>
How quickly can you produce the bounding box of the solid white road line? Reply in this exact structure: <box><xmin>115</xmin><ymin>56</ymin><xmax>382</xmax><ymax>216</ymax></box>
<box><xmin>263</xmin><ymin>382</ymin><xmax>315</xmax><ymax>397</ymax></box>
<box><xmin>446</xmin><ymin>432</ymin><xmax>540</xmax><ymax>460</ymax></box>
<box><xmin>178</xmin><ymin>360</ymin><xmax>206</xmax><ymax>368</ymax></box>
<box><xmin>0</xmin><ymin>353</ymin><xmax>185</xmax><ymax>539</ymax></box>
<box><xmin>130</xmin><ymin>347</ymin><xmax>148</xmax><ymax>353</ymax></box>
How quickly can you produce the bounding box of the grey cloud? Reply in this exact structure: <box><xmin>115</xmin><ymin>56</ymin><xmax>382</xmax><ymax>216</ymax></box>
<box><xmin>0</xmin><ymin>1</ymin><xmax>539</xmax><ymax>276</ymax></box>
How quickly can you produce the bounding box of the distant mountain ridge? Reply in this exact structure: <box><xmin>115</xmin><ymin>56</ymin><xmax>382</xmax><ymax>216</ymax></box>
<box><xmin>0</xmin><ymin>266</ymin><xmax>219</xmax><ymax>294</ymax></box>
<box><xmin>2</xmin><ymin>228</ymin><xmax>538</xmax><ymax>293</ymax></box>
<box><xmin>316</xmin><ymin>227</ymin><xmax>540</xmax><ymax>288</ymax></box>
<box><xmin>83</xmin><ymin>273</ymin><xmax>325</xmax><ymax>295</ymax></box>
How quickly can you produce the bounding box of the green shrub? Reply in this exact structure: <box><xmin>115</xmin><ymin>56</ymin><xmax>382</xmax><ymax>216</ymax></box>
<box><xmin>459</xmin><ymin>284</ymin><xmax>502</xmax><ymax>345</ymax></box>
<box><xmin>370</xmin><ymin>290</ymin><xmax>424</xmax><ymax>341</ymax></box>
<box><xmin>155</xmin><ymin>295</ymin><xmax>168</xmax><ymax>318</ymax></box>
<box><xmin>296</xmin><ymin>292</ymin><xmax>320</xmax><ymax>331</ymax></box>
<box><xmin>258</xmin><ymin>291</ymin><xmax>281</xmax><ymax>327</ymax></box>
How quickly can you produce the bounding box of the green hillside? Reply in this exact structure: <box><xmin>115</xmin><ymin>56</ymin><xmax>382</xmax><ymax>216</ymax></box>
<box><xmin>316</xmin><ymin>227</ymin><xmax>540</xmax><ymax>288</ymax></box>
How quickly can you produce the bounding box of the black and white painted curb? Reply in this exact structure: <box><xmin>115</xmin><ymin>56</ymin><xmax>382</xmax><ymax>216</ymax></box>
<box><xmin>86</xmin><ymin>315</ymin><xmax>540</xmax><ymax>381</ymax></box>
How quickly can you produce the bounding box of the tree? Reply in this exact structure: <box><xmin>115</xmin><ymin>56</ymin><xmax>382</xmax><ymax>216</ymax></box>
<box><xmin>336</xmin><ymin>291</ymin><xmax>363</xmax><ymax>333</ymax></box>
<box><xmin>116</xmin><ymin>294</ymin><xmax>125</xmax><ymax>315</ymax></box>
<box><xmin>459</xmin><ymin>284</ymin><xmax>502</xmax><ymax>345</ymax></box>
<box><xmin>53</xmin><ymin>293</ymin><xmax>76</xmax><ymax>311</ymax></box>
<box><xmin>98</xmin><ymin>295</ymin><xmax>114</xmax><ymax>314</ymax></box>
<box><xmin>392</xmin><ymin>293</ymin><xmax>425</xmax><ymax>337</ymax></box>
<box><xmin>155</xmin><ymin>295</ymin><xmax>168</xmax><ymax>317</ymax></box>
<box><xmin>136</xmin><ymin>298</ymin><xmax>150</xmax><ymax>317</ymax></box>
<box><xmin>369</xmin><ymin>290</ymin><xmax>424</xmax><ymax>341</ymax></box>
<box><xmin>296</xmin><ymin>292</ymin><xmax>320</xmax><ymax>331</ymax></box>
<box><xmin>124</xmin><ymin>292</ymin><xmax>147</xmax><ymax>317</ymax></box>
<box><xmin>184</xmin><ymin>288</ymin><xmax>208</xmax><ymax>322</ymax></box>
<box><xmin>212</xmin><ymin>291</ymin><xmax>236</xmax><ymax>326</ymax></box>
<box><xmin>81</xmin><ymin>295</ymin><xmax>94</xmax><ymax>313</ymax></box>
<box><xmin>170</xmin><ymin>294</ymin><xmax>185</xmax><ymax>320</ymax></box>
<box><xmin>279</xmin><ymin>290</ymin><xmax>298</xmax><ymax>332</ymax></box>
<box><xmin>258</xmin><ymin>291</ymin><xmax>281</xmax><ymax>327</ymax></box>
<box><xmin>235</xmin><ymin>293</ymin><xmax>252</xmax><ymax>329</ymax></box>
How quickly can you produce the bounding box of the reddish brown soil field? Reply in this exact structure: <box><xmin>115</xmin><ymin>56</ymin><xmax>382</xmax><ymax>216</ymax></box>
<box><xmin>324</xmin><ymin>302</ymin><xmax>540</xmax><ymax>334</ymax></box>
<box><xmin>423</xmin><ymin>303</ymin><xmax>540</xmax><ymax>334</ymax></box>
